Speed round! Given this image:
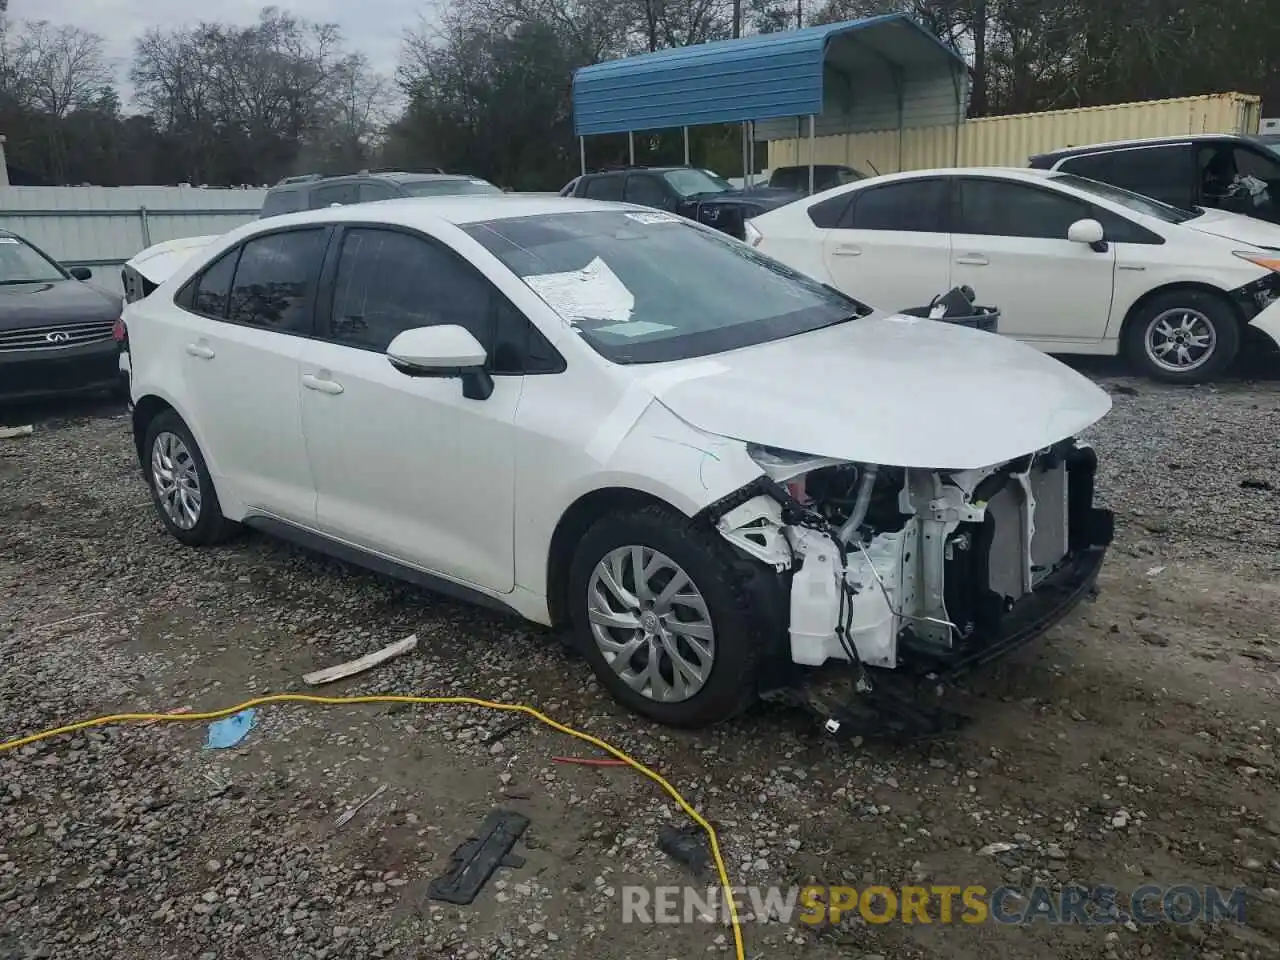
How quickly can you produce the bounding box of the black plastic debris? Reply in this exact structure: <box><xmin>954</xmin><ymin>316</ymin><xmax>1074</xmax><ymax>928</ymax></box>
<box><xmin>428</xmin><ymin>810</ymin><xmax>529</xmax><ymax>905</ymax></box>
<box><xmin>658</xmin><ymin>823</ymin><xmax>712</xmax><ymax>877</ymax></box>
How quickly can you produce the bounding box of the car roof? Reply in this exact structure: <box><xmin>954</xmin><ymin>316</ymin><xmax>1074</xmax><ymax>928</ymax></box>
<box><xmin>833</xmin><ymin>166</ymin><xmax>1057</xmax><ymax>184</ymax></box>
<box><xmin>239</xmin><ymin>195</ymin><xmax>613</xmax><ymax>231</ymax></box>
<box><xmin>267</xmin><ymin>171</ymin><xmax>474</xmax><ymax>191</ymax></box>
<box><xmin>1031</xmin><ymin>133</ymin><xmax>1249</xmax><ymax>161</ymax></box>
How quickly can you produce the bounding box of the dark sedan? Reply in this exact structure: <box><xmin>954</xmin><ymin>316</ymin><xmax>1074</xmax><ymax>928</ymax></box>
<box><xmin>563</xmin><ymin>166</ymin><xmax>802</xmax><ymax>240</ymax></box>
<box><xmin>0</xmin><ymin>231</ymin><xmax>124</xmax><ymax>402</ymax></box>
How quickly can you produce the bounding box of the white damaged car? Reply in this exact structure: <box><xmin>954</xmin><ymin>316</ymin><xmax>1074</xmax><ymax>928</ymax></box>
<box><xmin>120</xmin><ymin>197</ymin><xmax>1115</xmax><ymax>728</ymax></box>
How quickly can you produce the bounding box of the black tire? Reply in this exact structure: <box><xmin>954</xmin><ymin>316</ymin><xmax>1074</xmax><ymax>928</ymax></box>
<box><xmin>1123</xmin><ymin>288</ymin><xmax>1240</xmax><ymax>384</ymax></box>
<box><xmin>567</xmin><ymin>503</ymin><xmax>782</xmax><ymax>728</ymax></box>
<box><xmin>142</xmin><ymin>410</ymin><xmax>237</xmax><ymax>546</ymax></box>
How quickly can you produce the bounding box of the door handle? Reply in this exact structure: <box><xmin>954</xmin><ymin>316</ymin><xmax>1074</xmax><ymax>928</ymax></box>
<box><xmin>185</xmin><ymin>342</ymin><xmax>215</xmax><ymax>359</ymax></box>
<box><xmin>302</xmin><ymin>373</ymin><xmax>344</xmax><ymax>395</ymax></box>
<box><xmin>831</xmin><ymin>244</ymin><xmax>861</xmax><ymax>256</ymax></box>
<box><xmin>955</xmin><ymin>254</ymin><xmax>989</xmax><ymax>266</ymax></box>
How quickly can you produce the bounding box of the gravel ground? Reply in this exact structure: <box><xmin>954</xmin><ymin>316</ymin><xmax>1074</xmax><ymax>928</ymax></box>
<box><xmin>1</xmin><ymin>362</ymin><xmax>1279</xmax><ymax>960</ymax></box>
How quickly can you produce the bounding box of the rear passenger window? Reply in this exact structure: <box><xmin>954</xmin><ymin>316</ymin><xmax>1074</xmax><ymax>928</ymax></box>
<box><xmin>311</xmin><ymin>183</ymin><xmax>359</xmax><ymax>208</ymax></box>
<box><xmin>227</xmin><ymin>229</ymin><xmax>326</xmax><ymax>334</ymax></box>
<box><xmin>808</xmin><ymin>192</ymin><xmax>854</xmax><ymax>228</ymax></box>
<box><xmin>583</xmin><ymin>177</ymin><xmax>623</xmax><ymax>201</ymax></box>
<box><xmin>849</xmin><ymin>179</ymin><xmax>948</xmax><ymax>232</ymax></box>
<box><xmin>190</xmin><ymin>249</ymin><xmax>239</xmax><ymax>318</ymax></box>
<box><xmin>1077</xmin><ymin>146</ymin><xmax>1193</xmax><ymax>209</ymax></box>
<box><xmin>260</xmin><ymin>190</ymin><xmax>302</xmax><ymax>218</ymax></box>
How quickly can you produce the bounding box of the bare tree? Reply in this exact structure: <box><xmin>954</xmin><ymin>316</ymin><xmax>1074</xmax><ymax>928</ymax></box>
<box><xmin>7</xmin><ymin>20</ymin><xmax>113</xmax><ymax>118</ymax></box>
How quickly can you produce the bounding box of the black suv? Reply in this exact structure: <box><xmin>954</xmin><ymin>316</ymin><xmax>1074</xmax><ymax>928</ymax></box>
<box><xmin>561</xmin><ymin>165</ymin><xmax>801</xmax><ymax>240</ymax></box>
<box><xmin>1029</xmin><ymin>134</ymin><xmax>1280</xmax><ymax>224</ymax></box>
<box><xmin>767</xmin><ymin>163</ymin><xmax>867</xmax><ymax>195</ymax></box>
<box><xmin>260</xmin><ymin>170</ymin><xmax>505</xmax><ymax>218</ymax></box>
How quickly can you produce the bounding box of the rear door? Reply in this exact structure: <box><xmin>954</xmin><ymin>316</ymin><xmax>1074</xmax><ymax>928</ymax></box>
<box><xmin>170</xmin><ymin>227</ymin><xmax>329</xmax><ymax>522</ymax></box>
<box><xmin>819</xmin><ymin>177</ymin><xmax>951</xmax><ymax>313</ymax></box>
<box><xmin>951</xmin><ymin>177</ymin><xmax>1116</xmax><ymax>343</ymax></box>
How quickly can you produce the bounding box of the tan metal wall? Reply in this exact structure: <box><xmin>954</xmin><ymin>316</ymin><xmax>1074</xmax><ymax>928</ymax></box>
<box><xmin>767</xmin><ymin>93</ymin><xmax>1263</xmax><ymax>174</ymax></box>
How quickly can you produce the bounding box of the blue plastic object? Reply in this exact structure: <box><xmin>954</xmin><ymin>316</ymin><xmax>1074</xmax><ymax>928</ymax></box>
<box><xmin>205</xmin><ymin>709</ymin><xmax>257</xmax><ymax>749</ymax></box>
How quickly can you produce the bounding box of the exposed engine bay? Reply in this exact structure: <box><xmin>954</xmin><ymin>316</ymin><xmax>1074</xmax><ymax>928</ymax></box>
<box><xmin>709</xmin><ymin>438</ymin><xmax>1113</xmax><ymax>678</ymax></box>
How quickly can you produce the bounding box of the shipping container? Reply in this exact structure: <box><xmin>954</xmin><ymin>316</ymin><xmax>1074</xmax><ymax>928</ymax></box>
<box><xmin>766</xmin><ymin>93</ymin><xmax>1262</xmax><ymax>175</ymax></box>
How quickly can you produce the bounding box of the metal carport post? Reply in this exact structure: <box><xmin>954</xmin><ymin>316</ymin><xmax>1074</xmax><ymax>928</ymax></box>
<box><xmin>571</xmin><ymin>14</ymin><xmax>969</xmax><ymax>189</ymax></box>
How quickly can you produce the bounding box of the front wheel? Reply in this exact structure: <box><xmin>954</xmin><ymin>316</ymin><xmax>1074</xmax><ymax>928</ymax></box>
<box><xmin>567</xmin><ymin>505</ymin><xmax>778</xmax><ymax>728</ymax></box>
<box><xmin>1124</xmin><ymin>289</ymin><xmax>1240</xmax><ymax>384</ymax></box>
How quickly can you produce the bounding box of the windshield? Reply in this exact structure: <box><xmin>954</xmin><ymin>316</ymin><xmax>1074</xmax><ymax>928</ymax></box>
<box><xmin>1050</xmin><ymin>172</ymin><xmax>1199</xmax><ymax>223</ymax></box>
<box><xmin>0</xmin><ymin>236</ymin><xmax>66</xmax><ymax>284</ymax></box>
<box><xmin>462</xmin><ymin>210</ymin><xmax>869</xmax><ymax>364</ymax></box>
<box><xmin>662</xmin><ymin>168</ymin><xmax>732</xmax><ymax>198</ymax></box>
<box><xmin>401</xmin><ymin>178</ymin><xmax>503</xmax><ymax>197</ymax></box>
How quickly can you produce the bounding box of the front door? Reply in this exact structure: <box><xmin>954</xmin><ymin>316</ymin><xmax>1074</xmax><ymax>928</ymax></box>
<box><xmin>299</xmin><ymin>225</ymin><xmax>521</xmax><ymax>592</ymax></box>
<box><xmin>950</xmin><ymin>177</ymin><xmax>1116</xmax><ymax>344</ymax></box>
<box><xmin>819</xmin><ymin>177</ymin><xmax>952</xmax><ymax>314</ymax></box>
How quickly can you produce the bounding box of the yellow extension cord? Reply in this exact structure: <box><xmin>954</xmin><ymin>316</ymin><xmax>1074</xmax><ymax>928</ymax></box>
<box><xmin>0</xmin><ymin>693</ymin><xmax>746</xmax><ymax>960</ymax></box>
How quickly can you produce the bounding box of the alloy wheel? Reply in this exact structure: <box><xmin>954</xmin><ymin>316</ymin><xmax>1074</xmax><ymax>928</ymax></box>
<box><xmin>151</xmin><ymin>431</ymin><xmax>202</xmax><ymax>530</ymax></box>
<box><xmin>586</xmin><ymin>545</ymin><xmax>716</xmax><ymax>703</ymax></box>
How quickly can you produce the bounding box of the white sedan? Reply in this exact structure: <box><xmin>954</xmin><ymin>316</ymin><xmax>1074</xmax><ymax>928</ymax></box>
<box><xmin>745</xmin><ymin>167</ymin><xmax>1280</xmax><ymax>383</ymax></box>
<box><xmin>121</xmin><ymin>196</ymin><xmax>1114</xmax><ymax>728</ymax></box>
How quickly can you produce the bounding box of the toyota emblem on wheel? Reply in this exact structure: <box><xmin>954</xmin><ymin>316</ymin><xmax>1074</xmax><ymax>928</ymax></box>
<box><xmin>44</xmin><ymin>330</ymin><xmax>71</xmax><ymax>343</ymax></box>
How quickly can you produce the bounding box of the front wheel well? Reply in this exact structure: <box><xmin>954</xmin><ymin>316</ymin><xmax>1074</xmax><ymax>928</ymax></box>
<box><xmin>131</xmin><ymin>395</ymin><xmax>176</xmax><ymax>469</ymax></box>
<box><xmin>545</xmin><ymin>487</ymin><xmax>685</xmax><ymax>629</ymax></box>
<box><xmin>1119</xmin><ymin>282</ymin><xmax>1243</xmax><ymax>346</ymax></box>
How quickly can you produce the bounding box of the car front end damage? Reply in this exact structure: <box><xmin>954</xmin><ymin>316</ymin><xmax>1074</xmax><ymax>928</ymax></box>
<box><xmin>702</xmin><ymin>438</ymin><xmax>1114</xmax><ymax>731</ymax></box>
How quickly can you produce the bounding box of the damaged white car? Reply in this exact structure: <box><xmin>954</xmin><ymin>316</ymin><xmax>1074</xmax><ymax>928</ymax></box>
<box><xmin>120</xmin><ymin>197</ymin><xmax>1114</xmax><ymax>729</ymax></box>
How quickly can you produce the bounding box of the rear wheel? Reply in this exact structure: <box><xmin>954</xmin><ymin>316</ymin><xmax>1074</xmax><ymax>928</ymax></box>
<box><xmin>567</xmin><ymin>504</ymin><xmax>778</xmax><ymax>728</ymax></box>
<box><xmin>143</xmin><ymin>410</ymin><xmax>236</xmax><ymax>546</ymax></box>
<box><xmin>1124</xmin><ymin>289</ymin><xmax>1240</xmax><ymax>384</ymax></box>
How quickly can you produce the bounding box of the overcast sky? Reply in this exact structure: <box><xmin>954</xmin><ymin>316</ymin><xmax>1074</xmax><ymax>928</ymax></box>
<box><xmin>12</xmin><ymin>0</ymin><xmax>426</xmax><ymax>98</ymax></box>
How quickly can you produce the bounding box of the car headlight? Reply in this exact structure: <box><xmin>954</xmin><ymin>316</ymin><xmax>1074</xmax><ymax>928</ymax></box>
<box><xmin>1234</xmin><ymin>250</ymin><xmax>1280</xmax><ymax>272</ymax></box>
<box><xmin>743</xmin><ymin>220</ymin><xmax>763</xmax><ymax>247</ymax></box>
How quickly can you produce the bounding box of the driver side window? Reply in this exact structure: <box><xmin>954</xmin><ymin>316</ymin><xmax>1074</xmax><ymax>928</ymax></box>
<box><xmin>956</xmin><ymin>179</ymin><xmax>1089</xmax><ymax>239</ymax></box>
<box><xmin>325</xmin><ymin>227</ymin><xmax>560</xmax><ymax>374</ymax></box>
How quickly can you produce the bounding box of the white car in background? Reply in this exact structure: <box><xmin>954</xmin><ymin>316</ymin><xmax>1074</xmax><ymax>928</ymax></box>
<box><xmin>120</xmin><ymin>196</ymin><xmax>1115</xmax><ymax>729</ymax></box>
<box><xmin>745</xmin><ymin>167</ymin><xmax>1280</xmax><ymax>383</ymax></box>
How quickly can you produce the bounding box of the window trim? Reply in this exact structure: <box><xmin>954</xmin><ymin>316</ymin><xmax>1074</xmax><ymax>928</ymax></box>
<box><xmin>175</xmin><ymin>225</ymin><xmax>333</xmax><ymax>337</ymax></box>
<box><xmin>313</xmin><ymin>221</ymin><xmax>566</xmax><ymax>376</ymax></box>
<box><xmin>845</xmin><ymin>176</ymin><xmax>950</xmax><ymax>233</ymax></box>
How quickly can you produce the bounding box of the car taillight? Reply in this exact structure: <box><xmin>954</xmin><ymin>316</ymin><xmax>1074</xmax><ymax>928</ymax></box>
<box><xmin>112</xmin><ymin>318</ymin><xmax>127</xmax><ymax>343</ymax></box>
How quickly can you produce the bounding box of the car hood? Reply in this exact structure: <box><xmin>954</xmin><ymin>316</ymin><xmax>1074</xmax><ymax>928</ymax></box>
<box><xmin>686</xmin><ymin>187</ymin><xmax>802</xmax><ymax>210</ymax></box>
<box><xmin>0</xmin><ymin>278</ymin><xmax>120</xmax><ymax>331</ymax></box>
<box><xmin>1183</xmin><ymin>209</ymin><xmax>1280</xmax><ymax>249</ymax></box>
<box><xmin>126</xmin><ymin>234</ymin><xmax>220</xmax><ymax>285</ymax></box>
<box><xmin>644</xmin><ymin>314</ymin><xmax>1112</xmax><ymax>470</ymax></box>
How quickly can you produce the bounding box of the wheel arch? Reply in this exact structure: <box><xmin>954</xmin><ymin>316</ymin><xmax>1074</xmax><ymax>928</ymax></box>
<box><xmin>544</xmin><ymin>486</ymin><xmax>687</xmax><ymax>630</ymax></box>
<box><xmin>1118</xmin><ymin>281</ymin><xmax>1244</xmax><ymax>350</ymax></box>
<box><xmin>131</xmin><ymin>394</ymin><xmax>178</xmax><ymax>471</ymax></box>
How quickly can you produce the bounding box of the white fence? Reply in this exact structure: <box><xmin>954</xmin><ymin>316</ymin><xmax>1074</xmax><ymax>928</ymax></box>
<box><xmin>0</xmin><ymin>186</ymin><xmax>266</xmax><ymax>296</ymax></box>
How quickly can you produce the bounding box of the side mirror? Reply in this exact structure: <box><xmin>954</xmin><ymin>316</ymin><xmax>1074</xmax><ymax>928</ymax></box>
<box><xmin>386</xmin><ymin>324</ymin><xmax>493</xmax><ymax>401</ymax></box>
<box><xmin>69</xmin><ymin>266</ymin><xmax>92</xmax><ymax>280</ymax></box>
<box><xmin>1067</xmin><ymin>218</ymin><xmax>1106</xmax><ymax>248</ymax></box>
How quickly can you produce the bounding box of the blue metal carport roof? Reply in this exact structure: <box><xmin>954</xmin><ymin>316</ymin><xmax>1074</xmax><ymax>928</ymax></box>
<box><xmin>571</xmin><ymin>14</ymin><xmax>969</xmax><ymax>138</ymax></box>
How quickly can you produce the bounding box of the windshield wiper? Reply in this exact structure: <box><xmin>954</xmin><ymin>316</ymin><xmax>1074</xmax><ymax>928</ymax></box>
<box><xmin>0</xmin><ymin>278</ymin><xmax>58</xmax><ymax>285</ymax></box>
